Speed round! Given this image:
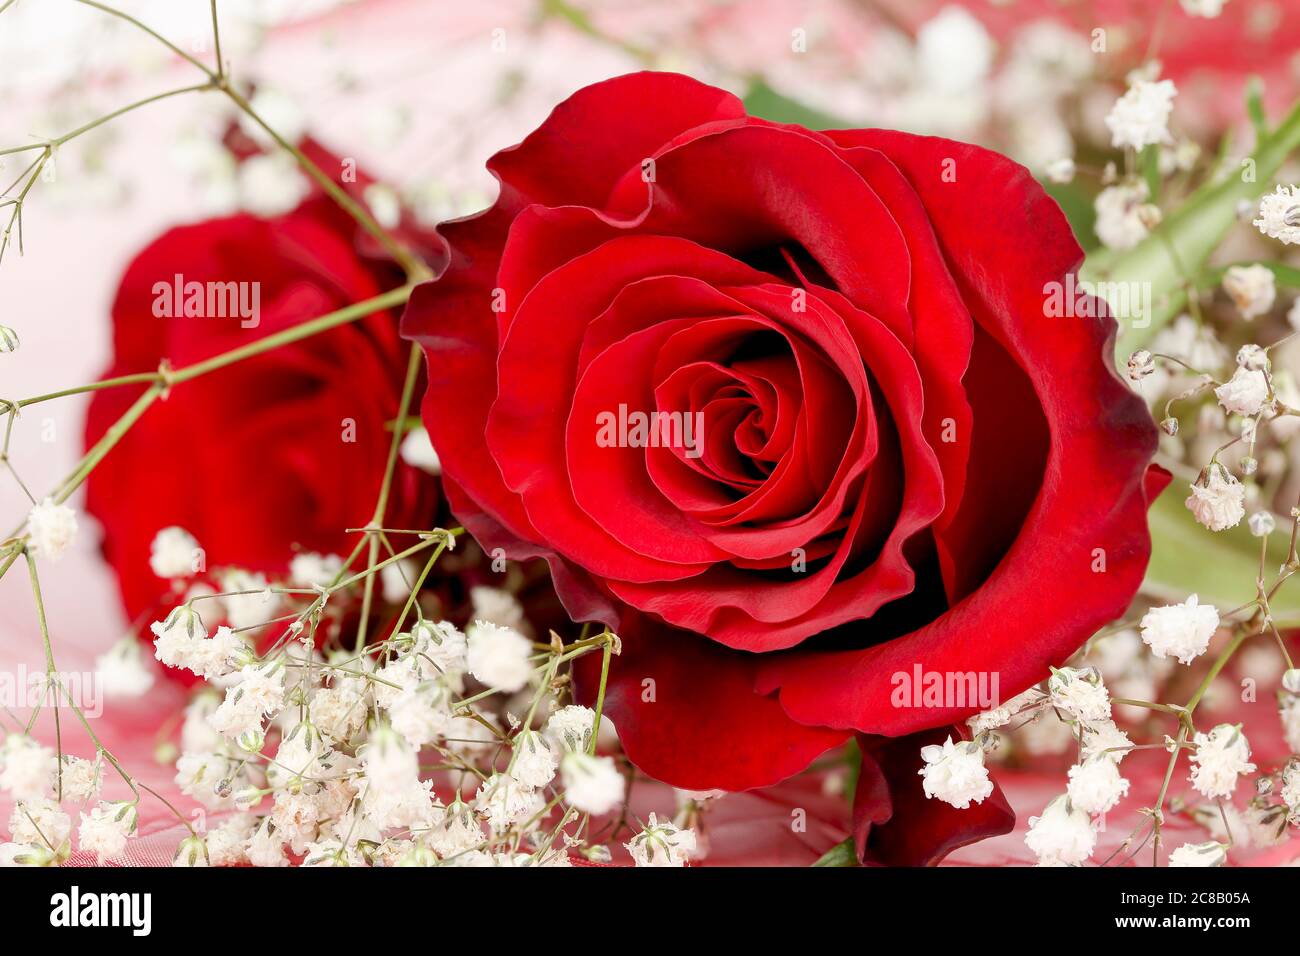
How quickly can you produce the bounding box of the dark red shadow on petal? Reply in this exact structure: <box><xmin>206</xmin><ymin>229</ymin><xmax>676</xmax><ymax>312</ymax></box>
<box><xmin>854</xmin><ymin>728</ymin><xmax>1014</xmax><ymax>866</ymax></box>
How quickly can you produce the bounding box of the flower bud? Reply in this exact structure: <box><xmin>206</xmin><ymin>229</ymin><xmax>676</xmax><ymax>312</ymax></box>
<box><xmin>1160</xmin><ymin>416</ymin><xmax>1179</xmax><ymax>436</ymax></box>
<box><xmin>1282</xmin><ymin>668</ymin><xmax>1300</xmax><ymax>694</ymax></box>
<box><xmin>0</xmin><ymin>326</ymin><xmax>19</xmax><ymax>353</ymax></box>
<box><xmin>1248</xmin><ymin>510</ymin><xmax>1275</xmax><ymax>537</ymax></box>
<box><xmin>172</xmin><ymin>834</ymin><xmax>208</xmax><ymax>867</ymax></box>
<box><xmin>1127</xmin><ymin>349</ymin><xmax>1155</xmax><ymax>381</ymax></box>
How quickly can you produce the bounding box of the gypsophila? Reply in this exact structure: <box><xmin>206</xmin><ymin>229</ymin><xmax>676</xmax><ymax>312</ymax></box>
<box><xmin>1168</xmin><ymin>840</ymin><xmax>1228</xmax><ymax>866</ymax></box>
<box><xmin>76</xmin><ymin>801</ymin><xmax>136</xmax><ymax>865</ymax></box>
<box><xmin>1222</xmin><ymin>264</ymin><xmax>1277</xmax><ymax>320</ymax></box>
<box><xmin>26</xmin><ymin>498</ymin><xmax>77</xmax><ymax>561</ymax></box>
<box><xmin>1127</xmin><ymin>349</ymin><xmax>1155</xmax><ymax>381</ymax></box>
<box><xmin>625</xmin><ymin>812</ymin><xmax>697</xmax><ymax>867</ymax></box>
<box><xmin>1139</xmin><ymin>594</ymin><xmax>1219</xmax><ymax>664</ymax></box>
<box><xmin>55</xmin><ymin>755</ymin><xmax>102</xmax><ymax>803</ymax></box>
<box><xmin>1066</xmin><ymin>756</ymin><xmax>1131</xmax><ymax>815</ymax></box>
<box><xmin>0</xmin><ymin>735</ymin><xmax>56</xmax><ymax>801</ymax></box>
<box><xmin>1048</xmin><ymin>667</ymin><xmax>1112</xmax><ymax>723</ymax></box>
<box><xmin>94</xmin><ymin>636</ymin><xmax>156</xmax><ymax>698</ymax></box>
<box><xmin>1214</xmin><ymin>366</ymin><xmax>1270</xmax><ymax>417</ymax></box>
<box><xmin>148</xmin><ymin>526</ymin><xmax>200</xmax><ymax>579</ymax></box>
<box><xmin>560</xmin><ymin>752</ymin><xmax>625</xmax><ymax>815</ymax></box>
<box><xmin>510</xmin><ymin>730</ymin><xmax>558</xmax><ymax>788</ymax></box>
<box><xmin>917</xmin><ymin>736</ymin><xmax>994</xmax><ymax>809</ymax></box>
<box><xmin>289</xmin><ymin>552</ymin><xmax>343</xmax><ymax>588</ymax></box>
<box><xmin>1189</xmin><ymin>724</ymin><xmax>1256</xmax><ymax>798</ymax></box>
<box><xmin>475</xmin><ymin>773</ymin><xmax>544</xmax><ymax>835</ymax></box>
<box><xmin>467</xmin><ymin>621</ymin><xmax>533</xmax><ymax>693</ymax></box>
<box><xmin>8</xmin><ymin>799</ymin><xmax>71</xmax><ymax>851</ymax></box>
<box><xmin>1080</xmin><ymin>718</ymin><xmax>1132</xmax><ymax>764</ymax></box>
<box><xmin>1024</xmin><ymin>795</ymin><xmax>1095</xmax><ymax>865</ymax></box>
<box><xmin>1253</xmin><ymin>184</ymin><xmax>1300</xmax><ymax>245</ymax></box>
<box><xmin>1094</xmin><ymin>182</ymin><xmax>1151</xmax><ymax>250</ymax></box>
<box><xmin>1105</xmin><ymin>78</ymin><xmax>1177</xmax><ymax>150</ymax></box>
<box><xmin>410</xmin><ymin>619</ymin><xmax>467</xmax><ymax>673</ymax></box>
<box><xmin>545</xmin><ymin>704</ymin><xmax>598</xmax><ymax>752</ymax></box>
<box><xmin>1180</xmin><ymin>0</ymin><xmax>1229</xmax><ymax>16</ymax></box>
<box><xmin>399</xmin><ymin>425</ymin><xmax>441</xmax><ymax>474</ymax></box>
<box><xmin>1185</xmin><ymin>467</ymin><xmax>1245</xmax><ymax>532</ymax></box>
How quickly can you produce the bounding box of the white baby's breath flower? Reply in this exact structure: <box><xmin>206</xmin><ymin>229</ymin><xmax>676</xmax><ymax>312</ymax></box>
<box><xmin>545</xmin><ymin>704</ymin><xmax>597</xmax><ymax>753</ymax></box>
<box><xmin>1048</xmin><ymin>667</ymin><xmax>1111</xmax><ymax>723</ymax></box>
<box><xmin>1044</xmin><ymin>157</ymin><xmax>1076</xmax><ymax>184</ymax></box>
<box><xmin>410</xmin><ymin>619</ymin><xmax>467</xmax><ymax>674</ymax></box>
<box><xmin>55</xmin><ymin>755</ymin><xmax>102</xmax><ymax>803</ymax></box>
<box><xmin>560</xmin><ymin>752</ymin><xmax>625</xmax><ymax>815</ymax></box>
<box><xmin>1105</xmin><ymin>78</ymin><xmax>1177</xmax><ymax>150</ymax></box>
<box><xmin>967</xmin><ymin>705</ymin><xmax>1012</xmax><ymax>735</ymax></box>
<box><xmin>475</xmin><ymin>772</ymin><xmax>544</xmax><ymax>835</ymax></box>
<box><xmin>1280</xmin><ymin>694</ymin><xmax>1300</xmax><ymax>753</ymax></box>
<box><xmin>150</xmin><ymin>606</ymin><xmax>206</xmax><ymax>670</ymax></box>
<box><xmin>625</xmin><ymin>812</ymin><xmax>697</xmax><ymax>867</ymax></box>
<box><xmin>915</xmin><ymin>6</ymin><xmax>994</xmax><ymax>94</ymax></box>
<box><xmin>246</xmin><ymin>819</ymin><xmax>289</xmax><ymax>868</ymax></box>
<box><xmin>77</xmin><ymin>801</ymin><xmax>136</xmax><ymax>864</ymax></box>
<box><xmin>1066</xmin><ymin>757</ymin><xmax>1131</xmax><ymax>815</ymax></box>
<box><xmin>360</xmin><ymin>723</ymin><xmax>419</xmax><ymax>790</ymax></box>
<box><xmin>1249</xmin><ymin>511</ymin><xmax>1276</xmax><ymax>537</ymax></box>
<box><xmin>1253</xmin><ymin>184</ymin><xmax>1300</xmax><ymax>245</ymax></box>
<box><xmin>1094</xmin><ymin>182</ymin><xmax>1151</xmax><ymax>250</ymax></box>
<box><xmin>27</xmin><ymin>498</ymin><xmax>77</xmax><ymax>561</ymax></box>
<box><xmin>1180</xmin><ymin>0</ymin><xmax>1229</xmax><ymax>16</ymax></box>
<box><xmin>94</xmin><ymin>636</ymin><xmax>156</xmax><ymax>698</ymax></box>
<box><xmin>918</xmin><ymin>736</ymin><xmax>993</xmax><ymax>809</ymax></box>
<box><xmin>238</xmin><ymin>152</ymin><xmax>310</xmax><ymax>217</ymax></box>
<box><xmin>1024</xmin><ymin>795</ymin><xmax>1095</xmax><ymax>864</ymax></box>
<box><xmin>1139</xmin><ymin>595</ymin><xmax>1219</xmax><ymax>664</ymax></box>
<box><xmin>172</xmin><ymin>834</ymin><xmax>209</xmax><ymax>867</ymax></box>
<box><xmin>389</xmin><ymin>681</ymin><xmax>452</xmax><ymax>748</ymax></box>
<box><xmin>1081</xmin><ymin>720</ymin><xmax>1133</xmax><ymax>764</ymax></box>
<box><xmin>149</xmin><ymin>526</ymin><xmax>200</xmax><ymax>579</ymax></box>
<box><xmin>289</xmin><ymin>552</ymin><xmax>342</xmax><ymax>588</ymax></box>
<box><xmin>1185</xmin><ymin>468</ymin><xmax>1245</xmax><ymax>532</ymax></box>
<box><xmin>426</xmin><ymin>795</ymin><xmax>484</xmax><ymax>859</ymax></box>
<box><xmin>208</xmin><ymin>663</ymin><xmax>285</xmax><ymax>739</ymax></box>
<box><xmin>399</xmin><ymin>425</ymin><xmax>441</xmax><ymax>474</ymax></box>
<box><xmin>1189</xmin><ymin>724</ymin><xmax>1256</xmax><ymax>798</ymax></box>
<box><xmin>469</xmin><ymin>586</ymin><xmax>527</xmax><ymax>632</ymax></box>
<box><xmin>8</xmin><ymin>798</ymin><xmax>71</xmax><ymax>850</ymax></box>
<box><xmin>0</xmin><ymin>735</ymin><xmax>56</xmax><ymax>801</ymax></box>
<box><xmin>1222</xmin><ymin>264</ymin><xmax>1276</xmax><ymax>320</ymax></box>
<box><xmin>380</xmin><ymin>560</ymin><xmax>416</xmax><ymax>604</ymax></box>
<box><xmin>217</xmin><ymin>569</ymin><xmax>273</xmax><ymax>631</ymax></box>
<box><xmin>1214</xmin><ymin>366</ymin><xmax>1270</xmax><ymax>417</ymax></box>
<box><xmin>510</xmin><ymin>729</ymin><xmax>558</xmax><ymax>788</ymax></box>
<box><xmin>467</xmin><ymin>621</ymin><xmax>532</xmax><ymax>693</ymax></box>
<box><xmin>1168</xmin><ymin>840</ymin><xmax>1228</xmax><ymax>866</ymax></box>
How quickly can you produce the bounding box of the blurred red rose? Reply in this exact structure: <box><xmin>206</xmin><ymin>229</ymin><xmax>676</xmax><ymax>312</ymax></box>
<box><xmin>84</xmin><ymin>142</ymin><xmax>437</xmax><ymax>625</ymax></box>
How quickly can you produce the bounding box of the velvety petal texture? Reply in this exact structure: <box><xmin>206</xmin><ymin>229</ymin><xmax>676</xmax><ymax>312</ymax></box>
<box><xmin>404</xmin><ymin>72</ymin><xmax>1160</xmax><ymax>862</ymax></box>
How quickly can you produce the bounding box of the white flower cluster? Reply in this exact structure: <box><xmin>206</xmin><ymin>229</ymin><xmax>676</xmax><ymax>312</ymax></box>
<box><xmin>0</xmin><ymin>735</ymin><xmax>130</xmax><ymax>866</ymax></box>
<box><xmin>130</xmin><ymin>577</ymin><xmax>684</xmax><ymax>867</ymax></box>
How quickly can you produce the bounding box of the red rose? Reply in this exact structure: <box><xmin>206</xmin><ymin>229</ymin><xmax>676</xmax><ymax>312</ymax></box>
<box><xmin>85</xmin><ymin>148</ymin><xmax>435</xmax><ymax>624</ymax></box>
<box><xmin>404</xmin><ymin>72</ymin><xmax>1163</xmax><ymax>861</ymax></box>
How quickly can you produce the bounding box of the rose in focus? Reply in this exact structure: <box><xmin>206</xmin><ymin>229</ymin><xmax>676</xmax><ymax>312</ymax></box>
<box><xmin>401</xmin><ymin>71</ymin><xmax>1162</xmax><ymax>862</ymax></box>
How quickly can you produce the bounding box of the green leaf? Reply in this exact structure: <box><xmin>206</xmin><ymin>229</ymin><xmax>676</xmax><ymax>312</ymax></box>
<box><xmin>742</xmin><ymin>80</ymin><xmax>849</xmax><ymax>130</ymax></box>
<box><xmin>1081</xmin><ymin>96</ymin><xmax>1300</xmax><ymax>362</ymax></box>
<box><xmin>812</xmin><ymin>837</ymin><xmax>859</xmax><ymax>867</ymax></box>
<box><xmin>1144</xmin><ymin>478</ymin><xmax>1300</xmax><ymax>624</ymax></box>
